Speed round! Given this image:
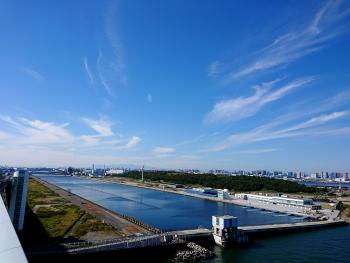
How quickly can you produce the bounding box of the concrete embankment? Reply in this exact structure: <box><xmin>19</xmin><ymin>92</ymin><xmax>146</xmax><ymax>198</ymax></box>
<box><xmin>94</xmin><ymin>177</ymin><xmax>317</xmax><ymax>219</ymax></box>
<box><xmin>32</xmin><ymin>176</ymin><xmax>156</xmax><ymax>236</ymax></box>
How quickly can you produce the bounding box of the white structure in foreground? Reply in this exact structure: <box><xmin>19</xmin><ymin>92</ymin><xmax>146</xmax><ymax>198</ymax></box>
<box><xmin>8</xmin><ymin>170</ymin><xmax>29</xmax><ymax>231</ymax></box>
<box><xmin>0</xmin><ymin>194</ymin><xmax>27</xmax><ymax>262</ymax></box>
<box><xmin>212</xmin><ymin>215</ymin><xmax>239</xmax><ymax>247</ymax></box>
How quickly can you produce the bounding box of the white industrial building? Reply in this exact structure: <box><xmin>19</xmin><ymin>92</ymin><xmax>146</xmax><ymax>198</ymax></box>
<box><xmin>105</xmin><ymin>169</ymin><xmax>124</xmax><ymax>175</ymax></box>
<box><xmin>234</xmin><ymin>193</ymin><xmax>318</xmax><ymax>209</ymax></box>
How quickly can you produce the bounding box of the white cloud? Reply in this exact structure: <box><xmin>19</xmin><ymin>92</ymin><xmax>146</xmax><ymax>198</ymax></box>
<box><xmin>81</xmin><ymin>117</ymin><xmax>114</xmax><ymax>137</ymax></box>
<box><xmin>205</xmin><ymin>77</ymin><xmax>314</xmax><ymax>123</ymax></box>
<box><xmin>97</xmin><ymin>51</ymin><xmax>114</xmax><ymax>96</ymax></box>
<box><xmin>276</xmin><ymin>111</ymin><xmax>348</xmax><ymax>134</ymax></box>
<box><xmin>0</xmin><ymin>116</ymin><xmax>74</xmax><ymax>145</ymax></box>
<box><xmin>103</xmin><ymin>2</ymin><xmax>127</xmax><ymax>85</ymax></box>
<box><xmin>22</xmin><ymin>67</ymin><xmax>44</xmax><ymax>82</ymax></box>
<box><xmin>220</xmin><ymin>1</ymin><xmax>350</xmax><ymax>81</ymax></box>
<box><xmin>80</xmin><ymin>135</ymin><xmax>100</xmax><ymax>146</ymax></box>
<box><xmin>212</xmin><ymin>111</ymin><xmax>348</xmax><ymax>151</ymax></box>
<box><xmin>124</xmin><ymin>136</ymin><xmax>141</xmax><ymax>149</ymax></box>
<box><xmin>153</xmin><ymin>147</ymin><xmax>175</xmax><ymax>155</ymax></box>
<box><xmin>0</xmin><ymin>131</ymin><xmax>12</xmax><ymax>140</ymax></box>
<box><xmin>147</xmin><ymin>94</ymin><xmax>152</xmax><ymax>103</ymax></box>
<box><xmin>83</xmin><ymin>57</ymin><xmax>94</xmax><ymax>84</ymax></box>
<box><xmin>232</xmin><ymin>148</ymin><xmax>280</xmax><ymax>154</ymax></box>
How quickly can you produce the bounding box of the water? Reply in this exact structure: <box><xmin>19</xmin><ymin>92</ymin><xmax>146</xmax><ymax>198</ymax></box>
<box><xmin>35</xmin><ymin>175</ymin><xmax>350</xmax><ymax>262</ymax></box>
<box><xmin>35</xmin><ymin>175</ymin><xmax>304</xmax><ymax>230</ymax></box>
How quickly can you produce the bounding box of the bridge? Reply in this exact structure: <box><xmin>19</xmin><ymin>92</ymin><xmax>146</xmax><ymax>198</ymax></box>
<box><xmin>159</xmin><ymin>218</ymin><xmax>347</xmax><ymax>242</ymax></box>
<box><xmin>168</xmin><ymin>228</ymin><xmax>213</xmax><ymax>240</ymax></box>
<box><xmin>238</xmin><ymin>219</ymin><xmax>347</xmax><ymax>234</ymax></box>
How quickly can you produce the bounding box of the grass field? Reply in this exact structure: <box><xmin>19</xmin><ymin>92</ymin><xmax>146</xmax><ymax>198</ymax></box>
<box><xmin>71</xmin><ymin>213</ymin><xmax>118</xmax><ymax>239</ymax></box>
<box><xmin>23</xmin><ymin>178</ymin><xmax>122</xmax><ymax>241</ymax></box>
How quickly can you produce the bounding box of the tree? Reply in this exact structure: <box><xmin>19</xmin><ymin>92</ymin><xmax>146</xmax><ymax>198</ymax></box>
<box><xmin>336</xmin><ymin>201</ymin><xmax>344</xmax><ymax>210</ymax></box>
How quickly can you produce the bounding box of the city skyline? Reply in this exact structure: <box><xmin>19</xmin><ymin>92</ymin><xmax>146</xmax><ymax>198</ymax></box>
<box><xmin>1</xmin><ymin>0</ymin><xmax>350</xmax><ymax>171</ymax></box>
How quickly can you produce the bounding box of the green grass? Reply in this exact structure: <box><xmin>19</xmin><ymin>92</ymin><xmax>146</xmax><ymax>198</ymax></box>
<box><xmin>24</xmin><ymin>178</ymin><xmax>122</xmax><ymax>241</ymax></box>
<box><xmin>27</xmin><ymin>179</ymin><xmax>68</xmax><ymax>206</ymax></box>
<box><xmin>71</xmin><ymin>214</ymin><xmax>120</xmax><ymax>238</ymax></box>
<box><xmin>35</xmin><ymin>204</ymin><xmax>84</xmax><ymax>238</ymax></box>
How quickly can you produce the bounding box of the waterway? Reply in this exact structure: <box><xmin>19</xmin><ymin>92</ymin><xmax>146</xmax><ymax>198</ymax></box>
<box><xmin>35</xmin><ymin>175</ymin><xmax>350</xmax><ymax>263</ymax></box>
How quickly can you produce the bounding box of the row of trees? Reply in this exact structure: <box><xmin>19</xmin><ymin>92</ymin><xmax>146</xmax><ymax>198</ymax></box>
<box><xmin>116</xmin><ymin>171</ymin><xmax>320</xmax><ymax>193</ymax></box>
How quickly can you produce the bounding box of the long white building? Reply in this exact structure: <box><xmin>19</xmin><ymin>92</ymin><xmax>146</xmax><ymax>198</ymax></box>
<box><xmin>234</xmin><ymin>193</ymin><xmax>317</xmax><ymax>209</ymax></box>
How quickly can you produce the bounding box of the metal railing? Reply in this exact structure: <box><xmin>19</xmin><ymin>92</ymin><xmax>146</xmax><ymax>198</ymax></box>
<box><xmin>24</xmin><ymin>233</ymin><xmax>185</xmax><ymax>256</ymax></box>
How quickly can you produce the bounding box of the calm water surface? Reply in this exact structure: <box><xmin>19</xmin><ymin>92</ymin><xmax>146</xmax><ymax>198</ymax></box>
<box><xmin>36</xmin><ymin>175</ymin><xmax>350</xmax><ymax>263</ymax></box>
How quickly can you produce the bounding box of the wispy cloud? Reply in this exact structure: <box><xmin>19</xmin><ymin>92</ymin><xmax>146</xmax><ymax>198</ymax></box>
<box><xmin>97</xmin><ymin>51</ymin><xmax>114</xmax><ymax>96</ymax></box>
<box><xmin>207</xmin><ymin>61</ymin><xmax>221</xmax><ymax>77</ymax></box>
<box><xmin>147</xmin><ymin>94</ymin><xmax>153</xmax><ymax>103</ymax></box>
<box><xmin>232</xmin><ymin>148</ymin><xmax>280</xmax><ymax>154</ymax></box>
<box><xmin>0</xmin><ymin>116</ymin><xmax>74</xmax><ymax>145</ymax></box>
<box><xmin>83</xmin><ymin>57</ymin><xmax>94</xmax><ymax>84</ymax></box>
<box><xmin>153</xmin><ymin>147</ymin><xmax>175</xmax><ymax>155</ymax></box>
<box><xmin>22</xmin><ymin>67</ymin><xmax>44</xmax><ymax>82</ymax></box>
<box><xmin>124</xmin><ymin>136</ymin><xmax>141</xmax><ymax>149</ymax></box>
<box><xmin>212</xmin><ymin>111</ymin><xmax>348</xmax><ymax>151</ymax></box>
<box><xmin>102</xmin><ymin>2</ymin><xmax>127</xmax><ymax>87</ymax></box>
<box><xmin>94</xmin><ymin>2</ymin><xmax>127</xmax><ymax>97</ymax></box>
<box><xmin>0</xmin><ymin>114</ymin><xmax>144</xmax><ymax>157</ymax></box>
<box><xmin>205</xmin><ymin>77</ymin><xmax>314</xmax><ymax>123</ymax></box>
<box><xmin>218</xmin><ymin>1</ymin><xmax>350</xmax><ymax>81</ymax></box>
<box><xmin>82</xmin><ymin>117</ymin><xmax>114</xmax><ymax>137</ymax></box>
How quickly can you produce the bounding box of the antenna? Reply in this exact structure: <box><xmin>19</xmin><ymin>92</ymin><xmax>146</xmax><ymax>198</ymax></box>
<box><xmin>141</xmin><ymin>165</ymin><xmax>144</xmax><ymax>182</ymax></box>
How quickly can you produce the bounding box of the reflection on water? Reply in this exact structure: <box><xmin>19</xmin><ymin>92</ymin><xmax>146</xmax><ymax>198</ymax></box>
<box><xmin>36</xmin><ymin>175</ymin><xmax>304</xmax><ymax>230</ymax></box>
<box><xmin>36</xmin><ymin>175</ymin><xmax>350</xmax><ymax>263</ymax></box>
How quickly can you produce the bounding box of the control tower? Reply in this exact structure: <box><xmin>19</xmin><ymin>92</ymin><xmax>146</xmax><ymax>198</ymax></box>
<box><xmin>212</xmin><ymin>215</ymin><xmax>247</xmax><ymax>247</ymax></box>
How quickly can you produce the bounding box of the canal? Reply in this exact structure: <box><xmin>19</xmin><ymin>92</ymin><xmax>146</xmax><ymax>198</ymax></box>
<box><xmin>35</xmin><ymin>175</ymin><xmax>350</xmax><ymax>263</ymax></box>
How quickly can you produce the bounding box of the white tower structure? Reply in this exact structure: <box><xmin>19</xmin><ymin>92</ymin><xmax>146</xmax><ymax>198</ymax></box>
<box><xmin>212</xmin><ymin>215</ymin><xmax>238</xmax><ymax>247</ymax></box>
<box><xmin>141</xmin><ymin>165</ymin><xmax>144</xmax><ymax>182</ymax></box>
<box><xmin>9</xmin><ymin>170</ymin><xmax>29</xmax><ymax>231</ymax></box>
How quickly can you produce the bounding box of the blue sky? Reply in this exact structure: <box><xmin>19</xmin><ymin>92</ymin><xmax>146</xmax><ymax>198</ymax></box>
<box><xmin>0</xmin><ymin>0</ymin><xmax>350</xmax><ymax>172</ymax></box>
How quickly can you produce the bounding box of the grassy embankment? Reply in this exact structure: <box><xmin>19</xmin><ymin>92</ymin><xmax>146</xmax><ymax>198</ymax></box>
<box><xmin>23</xmin><ymin>178</ymin><xmax>121</xmax><ymax>242</ymax></box>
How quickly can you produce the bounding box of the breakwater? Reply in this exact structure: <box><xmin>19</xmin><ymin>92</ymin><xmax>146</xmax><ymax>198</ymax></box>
<box><xmin>118</xmin><ymin>213</ymin><xmax>162</xmax><ymax>234</ymax></box>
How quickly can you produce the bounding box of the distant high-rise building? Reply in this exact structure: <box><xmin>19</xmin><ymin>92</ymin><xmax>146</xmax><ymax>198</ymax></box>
<box><xmin>310</xmin><ymin>173</ymin><xmax>319</xmax><ymax>179</ymax></box>
<box><xmin>295</xmin><ymin>172</ymin><xmax>302</xmax><ymax>179</ymax></box>
<box><xmin>8</xmin><ymin>170</ymin><xmax>29</xmax><ymax>231</ymax></box>
<box><xmin>321</xmin><ymin>172</ymin><xmax>328</xmax><ymax>179</ymax></box>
